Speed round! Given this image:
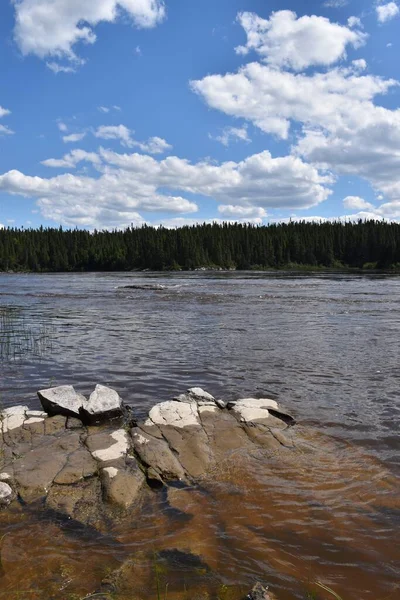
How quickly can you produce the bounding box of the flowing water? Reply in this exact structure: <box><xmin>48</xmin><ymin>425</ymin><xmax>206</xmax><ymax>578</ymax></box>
<box><xmin>0</xmin><ymin>272</ymin><xmax>399</xmax><ymax>600</ymax></box>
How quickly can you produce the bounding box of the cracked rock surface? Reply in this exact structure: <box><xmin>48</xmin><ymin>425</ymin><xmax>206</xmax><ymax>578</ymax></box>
<box><xmin>0</xmin><ymin>385</ymin><xmax>295</xmax><ymax>528</ymax></box>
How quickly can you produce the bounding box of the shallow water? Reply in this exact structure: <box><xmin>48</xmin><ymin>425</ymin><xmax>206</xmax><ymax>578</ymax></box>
<box><xmin>0</xmin><ymin>271</ymin><xmax>399</xmax><ymax>599</ymax></box>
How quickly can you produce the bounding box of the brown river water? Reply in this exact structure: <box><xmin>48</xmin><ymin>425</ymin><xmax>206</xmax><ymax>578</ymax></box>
<box><xmin>0</xmin><ymin>272</ymin><xmax>399</xmax><ymax>600</ymax></box>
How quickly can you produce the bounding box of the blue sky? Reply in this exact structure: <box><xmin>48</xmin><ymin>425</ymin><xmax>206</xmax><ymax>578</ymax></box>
<box><xmin>0</xmin><ymin>0</ymin><xmax>400</xmax><ymax>229</ymax></box>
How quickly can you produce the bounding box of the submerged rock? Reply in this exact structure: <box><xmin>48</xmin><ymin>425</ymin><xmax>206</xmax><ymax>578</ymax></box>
<box><xmin>248</xmin><ymin>582</ymin><xmax>274</xmax><ymax>600</ymax></box>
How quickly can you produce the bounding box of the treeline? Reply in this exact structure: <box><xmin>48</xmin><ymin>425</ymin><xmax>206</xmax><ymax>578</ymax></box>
<box><xmin>0</xmin><ymin>221</ymin><xmax>399</xmax><ymax>272</ymax></box>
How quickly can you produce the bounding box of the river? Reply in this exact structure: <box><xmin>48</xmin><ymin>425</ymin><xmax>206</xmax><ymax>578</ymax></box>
<box><xmin>0</xmin><ymin>271</ymin><xmax>399</xmax><ymax>599</ymax></box>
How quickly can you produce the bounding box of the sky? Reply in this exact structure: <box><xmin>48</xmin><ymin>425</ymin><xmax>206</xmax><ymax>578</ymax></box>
<box><xmin>0</xmin><ymin>0</ymin><xmax>399</xmax><ymax>230</ymax></box>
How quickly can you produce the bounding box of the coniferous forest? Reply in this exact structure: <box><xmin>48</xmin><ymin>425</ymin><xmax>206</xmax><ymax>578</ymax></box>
<box><xmin>0</xmin><ymin>220</ymin><xmax>399</xmax><ymax>272</ymax></box>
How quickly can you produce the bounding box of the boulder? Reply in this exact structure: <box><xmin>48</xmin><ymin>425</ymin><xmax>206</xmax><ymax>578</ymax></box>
<box><xmin>38</xmin><ymin>385</ymin><xmax>86</xmax><ymax>418</ymax></box>
<box><xmin>81</xmin><ymin>384</ymin><xmax>123</xmax><ymax>424</ymax></box>
<box><xmin>0</xmin><ymin>482</ymin><xmax>13</xmax><ymax>506</ymax></box>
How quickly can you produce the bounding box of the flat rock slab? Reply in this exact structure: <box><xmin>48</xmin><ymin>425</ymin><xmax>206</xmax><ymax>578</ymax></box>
<box><xmin>38</xmin><ymin>385</ymin><xmax>86</xmax><ymax>418</ymax></box>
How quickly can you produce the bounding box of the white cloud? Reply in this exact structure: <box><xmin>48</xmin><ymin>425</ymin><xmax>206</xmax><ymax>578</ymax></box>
<box><xmin>46</xmin><ymin>62</ymin><xmax>77</xmax><ymax>74</ymax></box>
<box><xmin>323</xmin><ymin>0</ymin><xmax>348</xmax><ymax>7</ymax></box>
<box><xmin>192</xmin><ymin>62</ymin><xmax>395</xmax><ymax>139</ymax></box>
<box><xmin>98</xmin><ymin>106</ymin><xmax>110</xmax><ymax>114</ymax></box>
<box><xmin>13</xmin><ymin>0</ymin><xmax>166</xmax><ymax>69</ymax></box>
<box><xmin>135</xmin><ymin>136</ymin><xmax>172</xmax><ymax>154</ymax></box>
<box><xmin>0</xmin><ymin>106</ymin><xmax>13</xmax><ymax>135</ymax></box>
<box><xmin>62</xmin><ymin>132</ymin><xmax>86</xmax><ymax>143</ymax></box>
<box><xmin>0</xmin><ymin>124</ymin><xmax>15</xmax><ymax>136</ymax></box>
<box><xmin>348</xmin><ymin>16</ymin><xmax>362</xmax><ymax>28</ymax></box>
<box><xmin>211</xmin><ymin>125</ymin><xmax>250</xmax><ymax>146</ymax></box>
<box><xmin>57</xmin><ymin>121</ymin><xmax>68</xmax><ymax>132</ymax></box>
<box><xmin>41</xmin><ymin>149</ymin><xmax>101</xmax><ymax>168</ymax></box>
<box><xmin>94</xmin><ymin>125</ymin><xmax>172</xmax><ymax>154</ymax></box>
<box><xmin>376</xmin><ymin>2</ymin><xmax>399</xmax><ymax>23</ymax></box>
<box><xmin>0</xmin><ymin>106</ymin><xmax>11</xmax><ymax>118</ymax></box>
<box><xmin>343</xmin><ymin>196</ymin><xmax>374</xmax><ymax>210</ymax></box>
<box><xmin>351</xmin><ymin>58</ymin><xmax>367</xmax><ymax>70</ymax></box>
<box><xmin>135</xmin><ymin>45</ymin><xmax>142</xmax><ymax>55</ymax></box>
<box><xmin>193</xmin><ymin>59</ymin><xmax>400</xmax><ymax>204</ymax></box>
<box><xmin>218</xmin><ymin>205</ymin><xmax>266</xmax><ymax>219</ymax></box>
<box><xmin>235</xmin><ymin>11</ymin><xmax>366</xmax><ymax>71</ymax></box>
<box><xmin>0</xmin><ymin>147</ymin><xmax>332</xmax><ymax>229</ymax></box>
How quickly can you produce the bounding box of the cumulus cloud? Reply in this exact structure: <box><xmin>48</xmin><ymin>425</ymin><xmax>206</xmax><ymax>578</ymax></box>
<box><xmin>235</xmin><ymin>11</ymin><xmax>366</xmax><ymax>71</ymax></box>
<box><xmin>63</xmin><ymin>132</ymin><xmax>86</xmax><ymax>143</ymax></box>
<box><xmin>376</xmin><ymin>2</ymin><xmax>399</xmax><ymax>23</ymax></box>
<box><xmin>343</xmin><ymin>196</ymin><xmax>375</xmax><ymax>210</ymax></box>
<box><xmin>41</xmin><ymin>149</ymin><xmax>101</xmax><ymax>168</ymax></box>
<box><xmin>13</xmin><ymin>0</ymin><xmax>166</xmax><ymax>70</ymax></box>
<box><xmin>211</xmin><ymin>125</ymin><xmax>250</xmax><ymax>146</ymax></box>
<box><xmin>218</xmin><ymin>205</ymin><xmax>266</xmax><ymax>219</ymax></box>
<box><xmin>192</xmin><ymin>58</ymin><xmax>400</xmax><ymax>205</ymax></box>
<box><xmin>0</xmin><ymin>147</ymin><xmax>332</xmax><ymax>228</ymax></box>
<box><xmin>94</xmin><ymin>125</ymin><xmax>172</xmax><ymax>154</ymax></box>
<box><xmin>192</xmin><ymin>62</ymin><xmax>395</xmax><ymax>139</ymax></box>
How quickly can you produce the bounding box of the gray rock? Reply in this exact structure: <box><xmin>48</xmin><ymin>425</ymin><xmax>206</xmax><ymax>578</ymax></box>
<box><xmin>0</xmin><ymin>482</ymin><xmax>13</xmax><ymax>506</ymax></box>
<box><xmin>81</xmin><ymin>384</ymin><xmax>123</xmax><ymax>423</ymax></box>
<box><xmin>38</xmin><ymin>385</ymin><xmax>86</xmax><ymax>418</ymax></box>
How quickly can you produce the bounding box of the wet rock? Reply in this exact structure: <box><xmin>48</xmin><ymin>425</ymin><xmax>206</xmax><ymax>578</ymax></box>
<box><xmin>38</xmin><ymin>385</ymin><xmax>86</xmax><ymax>418</ymax></box>
<box><xmin>81</xmin><ymin>384</ymin><xmax>123</xmax><ymax>424</ymax></box>
<box><xmin>46</xmin><ymin>477</ymin><xmax>103</xmax><ymax>525</ymax></box>
<box><xmin>101</xmin><ymin>462</ymin><xmax>146</xmax><ymax>509</ymax></box>
<box><xmin>0</xmin><ymin>481</ymin><xmax>13</xmax><ymax>506</ymax></box>
<box><xmin>247</xmin><ymin>582</ymin><xmax>274</xmax><ymax>600</ymax></box>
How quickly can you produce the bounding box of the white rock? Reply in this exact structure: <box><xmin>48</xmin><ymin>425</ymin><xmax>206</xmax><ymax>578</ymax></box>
<box><xmin>230</xmin><ymin>398</ymin><xmax>279</xmax><ymax>424</ymax></box>
<box><xmin>148</xmin><ymin>401</ymin><xmax>200</xmax><ymax>429</ymax></box>
<box><xmin>0</xmin><ymin>473</ymin><xmax>12</xmax><ymax>481</ymax></box>
<box><xmin>1</xmin><ymin>405</ymin><xmax>28</xmax><ymax>433</ymax></box>
<box><xmin>26</xmin><ymin>410</ymin><xmax>47</xmax><ymax>418</ymax></box>
<box><xmin>91</xmin><ymin>430</ymin><xmax>129</xmax><ymax>462</ymax></box>
<box><xmin>83</xmin><ymin>385</ymin><xmax>123</xmax><ymax>421</ymax></box>
<box><xmin>102</xmin><ymin>467</ymin><xmax>118</xmax><ymax>479</ymax></box>
<box><xmin>38</xmin><ymin>385</ymin><xmax>85</xmax><ymax>418</ymax></box>
<box><xmin>24</xmin><ymin>417</ymin><xmax>45</xmax><ymax>425</ymax></box>
<box><xmin>0</xmin><ymin>482</ymin><xmax>13</xmax><ymax>505</ymax></box>
<box><xmin>188</xmin><ymin>387</ymin><xmax>215</xmax><ymax>401</ymax></box>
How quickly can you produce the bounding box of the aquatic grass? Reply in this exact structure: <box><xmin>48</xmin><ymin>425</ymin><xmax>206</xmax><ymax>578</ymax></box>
<box><xmin>314</xmin><ymin>582</ymin><xmax>343</xmax><ymax>600</ymax></box>
<box><xmin>0</xmin><ymin>306</ymin><xmax>54</xmax><ymax>362</ymax></box>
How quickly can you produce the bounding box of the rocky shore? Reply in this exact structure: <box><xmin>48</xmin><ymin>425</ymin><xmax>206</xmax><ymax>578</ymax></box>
<box><xmin>1</xmin><ymin>384</ymin><xmax>297</xmax><ymax>598</ymax></box>
<box><xmin>1</xmin><ymin>384</ymin><xmax>295</xmax><ymax>515</ymax></box>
